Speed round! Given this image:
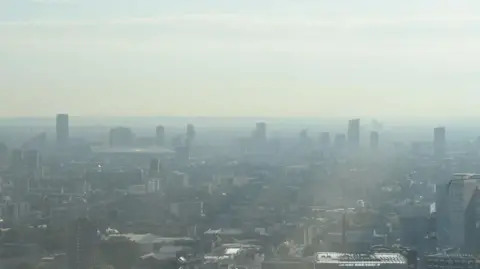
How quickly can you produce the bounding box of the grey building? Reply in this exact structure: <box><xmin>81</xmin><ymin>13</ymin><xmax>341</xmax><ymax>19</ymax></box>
<box><xmin>56</xmin><ymin>114</ymin><xmax>69</xmax><ymax>145</ymax></box>
<box><xmin>67</xmin><ymin>218</ymin><xmax>98</xmax><ymax>269</ymax></box>
<box><xmin>370</xmin><ymin>131</ymin><xmax>379</xmax><ymax>150</ymax></box>
<box><xmin>109</xmin><ymin>127</ymin><xmax>135</xmax><ymax>147</ymax></box>
<box><xmin>347</xmin><ymin>119</ymin><xmax>360</xmax><ymax>149</ymax></box>
<box><xmin>156</xmin><ymin>125</ymin><xmax>165</xmax><ymax>146</ymax></box>
<box><xmin>433</xmin><ymin>127</ymin><xmax>446</xmax><ymax>158</ymax></box>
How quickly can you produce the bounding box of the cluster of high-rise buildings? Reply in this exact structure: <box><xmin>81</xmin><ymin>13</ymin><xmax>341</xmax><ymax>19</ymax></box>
<box><xmin>55</xmin><ymin>113</ymin><xmax>195</xmax><ymax>150</ymax></box>
<box><xmin>250</xmin><ymin>118</ymin><xmax>380</xmax><ymax>153</ymax></box>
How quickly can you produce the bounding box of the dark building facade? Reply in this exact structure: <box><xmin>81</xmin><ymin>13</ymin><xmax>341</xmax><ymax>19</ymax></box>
<box><xmin>254</xmin><ymin>122</ymin><xmax>267</xmax><ymax>142</ymax></box>
<box><xmin>186</xmin><ymin>124</ymin><xmax>196</xmax><ymax>145</ymax></box>
<box><xmin>0</xmin><ymin>142</ymin><xmax>7</xmax><ymax>169</ymax></box>
<box><xmin>425</xmin><ymin>254</ymin><xmax>477</xmax><ymax>269</ymax></box>
<box><xmin>334</xmin><ymin>134</ymin><xmax>347</xmax><ymax>151</ymax></box>
<box><xmin>109</xmin><ymin>127</ymin><xmax>135</xmax><ymax>147</ymax></box>
<box><xmin>67</xmin><ymin>218</ymin><xmax>98</xmax><ymax>269</ymax></box>
<box><xmin>370</xmin><ymin>131</ymin><xmax>379</xmax><ymax>150</ymax></box>
<box><xmin>24</xmin><ymin>149</ymin><xmax>41</xmax><ymax>175</ymax></box>
<box><xmin>156</xmin><ymin>125</ymin><xmax>165</xmax><ymax>146</ymax></box>
<box><xmin>9</xmin><ymin>149</ymin><xmax>23</xmax><ymax>175</ymax></box>
<box><xmin>464</xmin><ymin>188</ymin><xmax>480</xmax><ymax>254</ymax></box>
<box><xmin>56</xmin><ymin>114</ymin><xmax>69</xmax><ymax>145</ymax></box>
<box><xmin>347</xmin><ymin>119</ymin><xmax>360</xmax><ymax>150</ymax></box>
<box><xmin>433</xmin><ymin>127</ymin><xmax>446</xmax><ymax>158</ymax></box>
<box><xmin>319</xmin><ymin>132</ymin><xmax>331</xmax><ymax>149</ymax></box>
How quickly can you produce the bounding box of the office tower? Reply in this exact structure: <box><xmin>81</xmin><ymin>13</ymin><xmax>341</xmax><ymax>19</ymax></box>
<box><xmin>67</xmin><ymin>218</ymin><xmax>98</xmax><ymax>269</ymax></box>
<box><xmin>252</xmin><ymin>122</ymin><xmax>267</xmax><ymax>146</ymax></box>
<box><xmin>435</xmin><ymin>183</ymin><xmax>449</xmax><ymax>246</ymax></box>
<box><xmin>299</xmin><ymin>129</ymin><xmax>312</xmax><ymax>151</ymax></box>
<box><xmin>109</xmin><ymin>127</ymin><xmax>134</xmax><ymax>147</ymax></box>
<box><xmin>24</xmin><ymin>150</ymin><xmax>40</xmax><ymax>171</ymax></box>
<box><xmin>9</xmin><ymin>149</ymin><xmax>23</xmax><ymax>175</ymax></box>
<box><xmin>56</xmin><ymin>114</ymin><xmax>69</xmax><ymax>145</ymax></box>
<box><xmin>0</xmin><ymin>142</ymin><xmax>8</xmax><ymax>169</ymax></box>
<box><xmin>434</xmin><ymin>127</ymin><xmax>446</xmax><ymax>157</ymax></box>
<box><xmin>186</xmin><ymin>124</ymin><xmax>195</xmax><ymax>145</ymax></box>
<box><xmin>334</xmin><ymin>133</ymin><xmax>346</xmax><ymax>150</ymax></box>
<box><xmin>175</xmin><ymin>146</ymin><xmax>189</xmax><ymax>164</ymax></box>
<box><xmin>149</xmin><ymin>158</ymin><xmax>161</xmax><ymax>177</ymax></box>
<box><xmin>319</xmin><ymin>132</ymin><xmax>331</xmax><ymax>149</ymax></box>
<box><xmin>299</xmin><ymin>129</ymin><xmax>308</xmax><ymax>143</ymax></box>
<box><xmin>171</xmin><ymin>135</ymin><xmax>183</xmax><ymax>148</ymax></box>
<box><xmin>24</xmin><ymin>150</ymin><xmax>41</xmax><ymax>178</ymax></box>
<box><xmin>155</xmin><ymin>125</ymin><xmax>165</xmax><ymax>146</ymax></box>
<box><xmin>438</xmin><ymin>174</ymin><xmax>480</xmax><ymax>248</ymax></box>
<box><xmin>464</xmin><ymin>187</ymin><xmax>480</xmax><ymax>254</ymax></box>
<box><xmin>13</xmin><ymin>175</ymin><xmax>31</xmax><ymax>199</ymax></box>
<box><xmin>370</xmin><ymin>131</ymin><xmax>379</xmax><ymax>150</ymax></box>
<box><xmin>21</xmin><ymin>132</ymin><xmax>47</xmax><ymax>152</ymax></box>
<box><xmin>347</xmin><ymin>119</ymin><xmax>360</xmax><ymax>149</ymax></box>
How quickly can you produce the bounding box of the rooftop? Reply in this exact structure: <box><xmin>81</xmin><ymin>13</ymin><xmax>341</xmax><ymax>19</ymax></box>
<box><xmin>92</xmin><ymin>147</ymin><xmax>174</xmax><ymax>154</ymax></box>
<box><xmin>315</xmin><ymin>252</ymin><xmax>407</xmax><ymax>265</ymax></box>
<box><xmin>107</xmin><ymin>233</ymin><xmax>194</xmax><ymax>245</ymax></box>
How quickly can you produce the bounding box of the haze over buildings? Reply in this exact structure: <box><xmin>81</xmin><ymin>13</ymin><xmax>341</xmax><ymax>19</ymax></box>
<box><xmin>4</xmin><ymin>1</ymin><xmax>480</xmax><ymax>269</ymax></box>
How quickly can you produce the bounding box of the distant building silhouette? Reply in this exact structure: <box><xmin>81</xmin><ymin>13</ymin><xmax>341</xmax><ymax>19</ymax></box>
<box><xmin>254</xmin><ymin>122</ymin><xmax>267</xmax><ymax>143</ymax></box>
<box><xmin>464</xmin><ymin>187</ymin><xmax>480</xmax><ymax>254</ymax></box>
<box><xmin>347</xmin><ymin>119</ymin><xmax>360</xmax><ymax>149</ymax></box>
<box><xmin>9</xmin><ymin>149</ymin><xmax>38</xmax><ymax>198</ymax></box>
<box><xmin>109</xmin><ymin>127</ymin><xmax>134</xmax><ymax>147</ymax></box>
<box><xmin>186</xmin><ymin>124</ymin><xmax>195</xmax><ymax>145</ymax></box>
<box><xmin>439</xmin><ymin>174</ymin><xmax>480</xmax><ymax>248</ymax></box>
<box><xmin>24</xmin><ymin>149</ymin><xmax>41</xmax><ymax>178</ymax></box>
<box><xmin>67</xmin><ymin>218</ymin><xmax>98</xmax><ymax>269</ymax></box>
<box><xmin>149</xmin><ymin>158</ymin><xmax>161</xmax><ymax>177</ymax></box>
<box><xmin>9</xmin><ymin>149</ymin><xmax>23</xmax><ymax>175</ymax></box>
<box><xmin>334</xmin><ymin>133</ymin><xmax>346</xmax><ymax>151</ymax></box>
<box><xmin>22</xmin><ymin>132</ymin><xmax>47</xmax><ymax>151</ymax></box>
<box><xmin>434</xmin><ymin>127</ymin><xmax>446</xmax><ymax>157</ymax></box>
<box><xmin>0</xmin><ymin>142</ymin><xmax>7</xmax><ymax>169</ymax></box>
<box><xmin>175</xmin><ymin>146</ymin><xmax>190</xmax><ymax>164</ymax></box>
<box><xmin>370</xmin><ymin>131</ymin><xmax>379</xmax><ymax>150</ymax></box>
<box><xmin>156</xmin><ymin>125</ymin><xmax>165</xmax><ymax>146</ymax></box>
<box><xmin>56</xmin><ymin>114</ymin><xmax>69</xmax><ymax>146</ymax></box>
<box><xmin>319</xmin><ymin>132</ymin><xmax>331</xmax><ymax>149</ymax></box>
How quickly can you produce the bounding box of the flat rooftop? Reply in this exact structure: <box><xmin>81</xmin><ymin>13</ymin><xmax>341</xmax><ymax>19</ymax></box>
<box><xmin>92</xmin><ymin>147</ymin><xmax>174</xmax><ymax>154</ymax></box>
<box><xmin>315</xmin><ymin>252</ymin><xmax>406</xmax><ymax>265</ymax></box>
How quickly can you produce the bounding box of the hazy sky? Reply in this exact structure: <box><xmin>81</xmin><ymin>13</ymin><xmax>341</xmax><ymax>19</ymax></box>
<box><xmin>1</xmin><ymin>0</ymin><xmax>480</xmax><ymax>117</ymax></box>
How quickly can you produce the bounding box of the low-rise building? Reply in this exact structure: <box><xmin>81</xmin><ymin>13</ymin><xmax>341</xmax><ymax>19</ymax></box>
<box><xmin>425</xmin><ymin>253</ymin><xmax>478</xmax><ymax>269</ymax></box>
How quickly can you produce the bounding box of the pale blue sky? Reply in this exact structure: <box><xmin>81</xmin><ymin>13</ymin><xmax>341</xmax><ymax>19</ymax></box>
<box><xmin>1</xmin><ymin>0</ymin><xmax>480</xmax><ymax>117</ymax></box>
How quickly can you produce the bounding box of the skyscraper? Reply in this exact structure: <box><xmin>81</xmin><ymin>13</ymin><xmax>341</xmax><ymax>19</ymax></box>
<box><xmin>67</xmin><ymin>218</ymin><xmax>98</xmax><ymax>269</ymax></box>
<box><xmin>149</xmin><ymin>158</ymin><xmax>161</xmax><ymax>177</ymax></box>
<box><xmin>440</xmin><ymin>174</ymin><xmax>480</xmax><ymax>248</ymax></box>
<box><xmin>334</xmin><ymin>133</ymin><xmax>346</xmax><ymax>151</ymax></box>
<box><xmin>24</xmin><ymin>149</ymin><xmax>41</xmax><ymax>178</ymax></box>
<box><xmin>370</xmin><ymin>131</ymin><xmax>379</xmax><ymax>150</ymax></box>
<box><xmin>319</xmin><ymin>132</ymin><xmax>331</xmax><ymax>150</ymax></box>
<box><xmin>254</xmin><ymin>122</ymin><xmax>267</xmax><ymax>142</ymax></box>
<box><xmin>0</xmin><ymin>142</ymin><xmax>7</xmax><ymax>169</ymax></box>
<box><xmin>347</xmin><ymin>119</ymin><xmax>360</xmax><ymax>149</ymax></box>
<box><xmin>56</xmin><ymin>114</ymin><xmax>69</xmax><ymax>145</ymax></box>
<box><xmin>186</xmin><ymin>124</ymin><xmax>195</xmax><ymax>145</ymax></box>
<box><xmin>434</xmin><ymin>127</ymin><xmax>446</xmax><ymax>157</ymax></box>
<box><xmin>9</xmin><ymin>149</ymin><xmax>23</xmax><ymax>175</ymax></box>
<box><xmin>155</xmin><ymin>125</ymin><xmax>165</xmax><ymax>146</ymax></box>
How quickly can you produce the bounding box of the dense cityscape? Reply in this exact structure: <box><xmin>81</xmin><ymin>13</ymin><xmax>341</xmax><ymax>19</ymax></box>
<box><xmin>0</xmin><ymin>115</ymin><xmax>479</xmax><ymax>269</ymax></box>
